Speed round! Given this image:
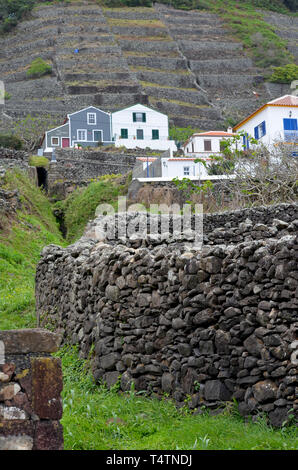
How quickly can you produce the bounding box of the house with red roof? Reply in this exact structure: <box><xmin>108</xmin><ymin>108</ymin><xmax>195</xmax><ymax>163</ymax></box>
<box><xmin>182</xmin><ymin>130</ymin><xmax>238</xmax><ymax>158</ymax></box>
<box><xmin>233</xmin><ymin>95</ymin><xmax>298</xmax><ymax>149</ymax></box>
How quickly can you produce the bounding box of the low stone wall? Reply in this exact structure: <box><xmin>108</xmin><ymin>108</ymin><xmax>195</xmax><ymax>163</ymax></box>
<box><xmin>0</xmin><ymin>149</ymin><xmax>29</xmax><ymax>172</ymax></box>
<box><xmin>36</xmin><ymin>205</ymin><xmax>298</xmax><ymax>427</ymax></box>
<box><xmin>49</xmin><ymin>149</ymin><xmax>137</xmax><ymax>186</ymax></box>
<box><xmin>0</xmin><ymin>329</ymin><xmax>63</xmax><ymax>450</ymax></box>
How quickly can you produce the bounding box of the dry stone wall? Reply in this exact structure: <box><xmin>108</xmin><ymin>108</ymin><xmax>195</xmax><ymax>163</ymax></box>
<box><xmin>36</xmin><ymin>204</ymin><xmax>298</xmax><ymax>427</ymax></box>
<box><xmin>0</xmin><ymin>329</ymin><xmax>63</xmax><ymax>450</ymax></box>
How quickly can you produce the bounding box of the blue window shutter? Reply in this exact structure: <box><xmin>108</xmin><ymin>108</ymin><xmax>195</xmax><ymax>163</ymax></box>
<box><xmin>283</xmin><ymin>118</ymin><xmax>297</xmax><ymax>130</ymax></box>
<box><xmin>142</xmin><ymin>113</ymin><xmax>146</xmax><ymax>123</ymax></box>
<box><xmin>133</xmin><ymin>113</ymin><xmax>136</xmax><ymax>122</ymax></box>
<box><xmin>254</xmin><ymin>126</ymin><xmax>259</xmax><ymax>139</ymax></box>
<box><xmin>261</xmin><ymin>121</ymin><xmax>266</xmax><ymax>136</ymax></box>
<box><xmin>283</xmin><ymin>118</ymin><xmax>290</xmax><ymax>130</ymax></box>
<box><xmin>243</xmin><ymin>135</ymin><xmax>246</xmax><ymax>149</ymax></box>
<box><xmin>247</xmin><ymin>135</ymin><xmax>250</xmax><ymax>149</ymax></box>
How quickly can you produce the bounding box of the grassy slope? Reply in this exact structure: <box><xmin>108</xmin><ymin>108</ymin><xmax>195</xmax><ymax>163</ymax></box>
<box><xmin>58</xmin><ymin>346</ymin><xmax>298</xmax><ymax>450</ymax></box>
<box><xmin>56</xmin><ymin>173</ymin><xmax>132</xmax><ymax>244</ymax></box>
<box><xmin>0</xmin><ymin>169</ymin><xmax>64</xmax><ymax>330</ymax></box>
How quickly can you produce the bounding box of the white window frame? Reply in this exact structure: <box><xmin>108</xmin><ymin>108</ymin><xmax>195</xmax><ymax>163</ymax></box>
<box><xmin>77</xmin><ymin>129</ymin><xmax>87</xmax><ymax>141</ymax></box>
<box><xmin>51</xmin><ymin>136</ymin><xmax>60</xmax><ymax>146</ymax></box>
<box><xmin>87</xmin><ymin>113</ymin><xmax>97</xmax><ymax>125</ymax></box>
<box><xmin>93</xmin><ymin>129</ymin><xmax>102</xmax><ymax>142</ymax></box>
<box><xmin>183</xmin><ymin>166</ymin><xmax>190</xmax><ymax>176</ymax></box>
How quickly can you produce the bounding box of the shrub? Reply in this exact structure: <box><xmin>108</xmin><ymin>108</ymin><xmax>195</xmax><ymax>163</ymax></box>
<box><xmin>27</xmin><ymin>58</ymin><xmax>52</xmax><ymax>79</ymax></box>
<box><xmin>269</xmin><ymin>63</ymin><xmax>298</xmax><ymax>84</ymax></box>
<box><xmin>29</xmin><ymin>156</ymin><xmax>49</xmax><ymax>168</ymax></box>
<box><xmin>0</xmin><ymin>134</ymin><xmax>23</xmax><ymax>150</ymax></box>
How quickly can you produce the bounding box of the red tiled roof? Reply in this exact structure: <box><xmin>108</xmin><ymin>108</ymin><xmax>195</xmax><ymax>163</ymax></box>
<box><xmin>193</xmin><ymin>131</ymin><xmax>237</xmax><ymax>137</ymax></box>
<box><xmin>268</xmin><ymin>95</ymin><xmax>298</xmax><ymax>106</ymax></box>
<box><xmin>136</xmin><ymin>157</ymin><xmax>157</xmax><ymax>162</ymax></box>
<box><xmin>169</xmin><ymin>158</ymin><xmax>213</xmax><ymax>161</ymax></box>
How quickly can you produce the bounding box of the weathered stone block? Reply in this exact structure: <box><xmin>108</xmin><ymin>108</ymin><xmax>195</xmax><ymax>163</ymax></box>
<box><xmin>0</xmin><ymin>329</ymin><xmax>61</xmax><ymax>354</ymax></box>
<box><xmin>31</xmin><ymin>357</ymin><xmax>63</xmax><ymax>420</ymax></box>
<box><xmin>34</xmin><ymin>421</ymin><xmax>64</xmax><ymax>451</ymax></box>
<box><xmin>204</xmin><ymin>380</ymin><xmax>231</xmax><ymax>401</ymax></box>
<box><xmin>252</xmin><ymin>380</ymin><xmax>278</xmax><ymax>403</ymax></box>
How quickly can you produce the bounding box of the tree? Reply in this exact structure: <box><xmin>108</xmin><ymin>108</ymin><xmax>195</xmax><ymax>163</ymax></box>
<box><xmin>12</xmin><ymin>114</ymin><xmax>61</xmax><ymax>152</ymax></box>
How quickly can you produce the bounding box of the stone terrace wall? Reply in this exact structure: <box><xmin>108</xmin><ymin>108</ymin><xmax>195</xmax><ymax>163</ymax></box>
<box><xmin>0</xmin><ymin>329</ymin><xmax>63</xmax><ymax>450</ymax></box>
<box><xmin>48</xmin><ymin>148</ymin><xmax>137</xmax><ymax>187</ymax></box>
<box><xmin>0</xmin><ymin>149</ymin><xmax>29</xmax><ymax>172</ymax></box>
<box><xmin>36</xmin><ymin>205</ymin><xmax>298</xmax><ymax>427</ymax></box>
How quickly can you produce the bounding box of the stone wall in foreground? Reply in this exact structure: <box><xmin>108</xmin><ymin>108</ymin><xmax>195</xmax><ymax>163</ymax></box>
<box><xmin>0</xmin><ymin>329</ymin><xmax>63</xmax><ymax>450</ymax></box>
<box><xmin>35</xmin><ymin>205</ymin><xmax>298</xmax><ymax>427</ymax></box>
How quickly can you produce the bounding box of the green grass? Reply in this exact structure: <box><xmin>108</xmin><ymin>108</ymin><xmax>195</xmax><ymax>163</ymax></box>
<box><xmin>57</xmin><ymin>346</ymin><xmax>298</xmax><ymax>451</ymax></box>
<box><xmin>56</xmin><ymin>173</ymin><xmax>132</xmax><ymax>243</ymax></box>
<box><xmin>29</xmin><ymin>155</ymin><xmax>50</xmax><ymax>168</ymax></box>
<box><xmin>0</xmin><ymin>169</ymin><xmax>64</xmax><ymax>330</ymax></box>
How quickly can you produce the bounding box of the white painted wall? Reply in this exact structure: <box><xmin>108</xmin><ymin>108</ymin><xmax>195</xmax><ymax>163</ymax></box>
<box><xmin>236</xmin><ymin>105</ymin><xmax>298</xmax><ymax>147</ymax></box>
<box><xmin>183</xmin><ymin>135</ymin><xmax>238</xmax><ymax>157</ymax></box>
<box><xmin>161</xmin><ymin>158</ymin><xmax>210</xmax><ymax>178</ymax></box>
<box><xmin>112</xmin><ymin>104</ymin><xmax>177</xmax><ymax>151</ymax></box>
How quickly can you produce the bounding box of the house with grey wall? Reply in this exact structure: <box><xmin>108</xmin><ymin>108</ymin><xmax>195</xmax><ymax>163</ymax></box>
<box><xmin>42</xmin><ymin>106</ymin><xmax>113</xmax><ymax>153</ymax></box>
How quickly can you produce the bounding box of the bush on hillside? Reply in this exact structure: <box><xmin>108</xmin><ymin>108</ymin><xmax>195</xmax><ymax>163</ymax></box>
<box><xmin>0</xmin><ymin>134</ymin><xmax>23</xmax><ymax>150</ymax></box>
<box><xmin>27</xmin><ymin>58</ymin><xmax>52</xmax><ymax>79</ymax></box>
<box><xmin>0</xmin><ymin>0</ymin><xmax>35</xmax><ymax>34</ymax></box>
<box><xmin>269</xmin><ymin>63</ymin><xmax>298</xmax><ymax>84</ymax></box>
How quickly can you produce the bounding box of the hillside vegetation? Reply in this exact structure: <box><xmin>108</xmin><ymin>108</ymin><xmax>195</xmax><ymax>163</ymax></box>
<box><xmin>0</xmin><ymin>169</ymin><xmax>64</xmax><ymax>329</ymax></box>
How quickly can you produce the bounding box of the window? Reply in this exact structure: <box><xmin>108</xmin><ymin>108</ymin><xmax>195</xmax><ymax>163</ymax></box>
<box><xmin>51</xmin><ymin>137</ymin><xmax>59</xmax><ymax>146</ymax></box>
<box><xmin>254</xmin><ymin>121</ymin><xmax>266</xmax><ymax>139</ymax></box>
<box><xmin>283</xmin><ymin>118</ymin><xmax>298</xmax><ymax>142</ymax></box>
<box><xmin>204</xmin><ymin>140</ymin><xmax>212</xmax><ymax>151</ymax></box>
<box><xmin>191</xmin><ymin>143</ymin><xmax>194</xmax><ymax>153</ymax></box>
<box><xmin>121</xmin><ymin>129</ymin><xmax>128</xmax><ymax>139</ymax></box>
<box><xmin>283</xmin><ymin>118</ymin><xmax>297</xmax><ymax>130</ymax></box>
<box><xmin>136</xmin><ymin>129</ymin><xmax>144</xmax><ymax>140</ymax></box>
<box><xmin>183</xmin><ymin>166</ymin><xmax>190</xmax><ymax>176</ymax></box>
<box><xmin>133</xmin><ymin>112</ymin><xmax>146</xmax><ymax>123</ymax></box>
<box><xmin>77</xmin><ymin>129</ymin><xmax>87</xmax><ymax>141</ymax></box>
<box><xmin>87</xmin><ymin>113</ymin><xmax>96</xmax><ymax>125</ymax></box>
<box><xmin>152</xmin><ymin>129</ymin><xmax>159</xmax><ymax>140</ymax></box>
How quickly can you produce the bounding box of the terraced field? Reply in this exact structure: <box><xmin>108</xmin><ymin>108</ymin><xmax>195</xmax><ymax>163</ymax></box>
<box><xmin>0</xmin><ymin>1</ymin><xmax>296</xmax><ymax>135</ymax></box>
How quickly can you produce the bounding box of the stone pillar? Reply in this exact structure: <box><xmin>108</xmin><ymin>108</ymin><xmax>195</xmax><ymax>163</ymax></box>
<box><xmin>0</xmin><ymin>329</ymin><xmax>63</xmax><ymax>450</ymax></box>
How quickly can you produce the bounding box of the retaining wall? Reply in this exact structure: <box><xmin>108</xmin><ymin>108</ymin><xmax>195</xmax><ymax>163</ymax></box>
<box><xmin>0</xmin><ymin>329</ymin><xmax>63</xmax><ymax>450</ymax></box>
<box><xmin>36</xmin><ymin>204</ymin><xmax>298</xmax><ymax>427</ymax></box>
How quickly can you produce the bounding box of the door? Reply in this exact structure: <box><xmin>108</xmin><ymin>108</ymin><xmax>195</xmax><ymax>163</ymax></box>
<box><xmin>62</xmin><ymin>138</ymin><xmax>70</xmax><ymax>148</ymax></box>
<box><xmin>136</xmin><ymin>129</ymin><xmax>144</xmax><ymax>140</ymax></box>
<box><xmin>93</xmin><ymin>130</ymin><xmax>102</xmax><ymax>142</ymax></box>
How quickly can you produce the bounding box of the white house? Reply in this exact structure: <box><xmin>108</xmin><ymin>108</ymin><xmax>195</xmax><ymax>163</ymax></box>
<box><xmin>233</xmin><ymin>95</ymin><xmax>298</xmax><ymax>150</ymax></box>
<box><xmin>182</xmin><ymin>130</ymin><xmax>238</xmax><ymax>158</ymax></box>
<box><xmin>112</xmin><ymin>103</ymin><xmax>177</xmax><ymax>152</ymax></box>
<box><xmin>161</xmin><ymin>157</ymin><xmax>211</xmax><ymax>179</ymax></box>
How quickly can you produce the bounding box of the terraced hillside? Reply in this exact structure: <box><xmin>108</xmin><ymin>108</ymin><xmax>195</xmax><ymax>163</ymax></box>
<box><xmin>0</xmin><ymin>1</ymin><xmax>296</xmax><ymax>136</ymax></box>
